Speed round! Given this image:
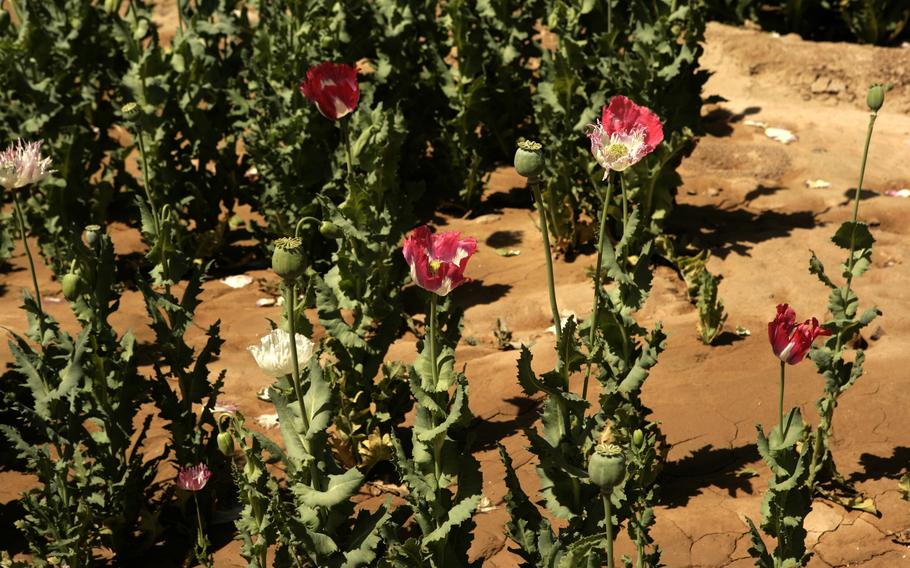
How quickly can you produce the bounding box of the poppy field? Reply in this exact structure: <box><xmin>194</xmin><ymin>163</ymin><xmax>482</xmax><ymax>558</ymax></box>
<box><xmin>1</xmin><ymin>2</ymin><xmax>910</xmax><ymax>567</ymax></box>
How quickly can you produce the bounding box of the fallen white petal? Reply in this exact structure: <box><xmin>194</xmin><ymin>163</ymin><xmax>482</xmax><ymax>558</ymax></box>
<box><xmin>255</xmin><ymin>413</ymin><xmax>279</xmax><ymax>429</ymax></box>
<box><xmin>885</xmin><ymin>189</ymin><xmax>910</xmax><ymax>198</ymax></box>
<box><xmin>805</xmin><ymin>179</ymin><xmax>831</xmax><ymax>189</ymax></box>
<box><xmin>765</xmin><ymin>127</ymin><xmax>797</xmax><ymax>144</ymax></box>
<box><xmin>220</xmin><ymin>275</ymin><xmax>254</xmax><ymax>288</ymax></box>
<box><xmin>743</xmin><ymin>119</ymin><xmax>767</xmax><ymax>129</ymax></box>
<box><xmin>256</xmin><ymin>297</ymin><xmax>276</xmax><ymax>307</ymax></box>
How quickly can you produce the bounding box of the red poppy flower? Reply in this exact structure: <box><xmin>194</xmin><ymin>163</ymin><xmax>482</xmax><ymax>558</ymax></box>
<box><xmin>402</xmin><ymin>226</ymin><xmax>477</xmax><ymax>296</ymax></box>
<box><xmin>586</xmin><ymin>95</ymin><xmax>664</xmax><ymax>177</ymax></box>
<box><xmin>768</xmin><ymin>304</ymin><xmax>831</xmax><ymax>365</ymax></box>
<box><xmin>299</xmin><ymin>62</ymin><xmax>360</xmax><ymax>121</ymax></box>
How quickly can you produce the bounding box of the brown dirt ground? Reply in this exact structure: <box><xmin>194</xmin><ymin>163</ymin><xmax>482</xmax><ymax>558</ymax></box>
<box><xmin>3</xmin><ymin>21</ymin><xmax>910</xmax><ymax>568</ymax></box>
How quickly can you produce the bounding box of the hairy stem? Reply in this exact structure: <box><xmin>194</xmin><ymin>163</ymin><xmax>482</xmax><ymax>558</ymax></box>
<box><xmin>603</xmin><ymin>492</ymin><xmax>616</xmax><ymax>568</ymax></box>
<box><xmin>582</xmin><ymin>173</ymin><xmax>615</xmax><ymax>399</ymax></box>
<box><xmin>531</xmin><ymin>179</ymin><xmax>562</xmax><ymax>343</ymax></box>
<box><xmin>13</xmin><ymin>194</ymin><xmax>44</xmax><ymax>331</ymax></box>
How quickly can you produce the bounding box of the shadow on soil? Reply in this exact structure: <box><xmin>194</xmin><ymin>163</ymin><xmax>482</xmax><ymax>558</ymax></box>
<box><xmin>702</xmin><ymin>105</ymin><xmax>762</xmax><ymax>137</ymax></box>
<box><xmin>850</xmin><ymin>446</ymin><xmax>910</xmax><ymax>483</ymax></box>
<box><xmin>471</xmin><ymin>396</ymin><xmax>541</xmax><ymax>452</ymax></box>
<box><xmin>662</xmin><ymin>443</ymin><xmax>761</xmax><ymax>508</ymax></box>
<box><xmin>0</xmin><ymin>499</ymin><xmax>27</xmax><ymax>555</ymax></box>
<box><xmin>667</xmin><ymin>202</ymin><xmax>817</xmax><ymax>260</ymax></box>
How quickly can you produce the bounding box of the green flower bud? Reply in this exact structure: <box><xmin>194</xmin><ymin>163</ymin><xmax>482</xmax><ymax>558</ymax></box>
<box><xmin>84</xmin><ymin>224</ymin><xmax>102</xmax><ymax>247</ymax></box>
<box><xmin>867</xmin><ymin>84</ymin><xmax>885</xmax><ymax>112</ymax></box>
<box><xmin>217</xmin><ymin>431</ymin><xmax>234</xmax><ymax>457</ymax></box>
<box><xmin>587</xmin><ymin>443</ymin><xmax>626</xmax><ymax>492</ymax></box>
<box><xmin>272</xmin><ymin>236</ymin><xmax>306</xmax><ymax>282</ymax></box>
<box><xmin>319</xmin><ymin>220</ymin><xmax>341</xmax><ymax>238</ymax></box>
<box><xmin>632</xmin><ymin>429</ymin><xmax>644</xmax><ymax>447</ymax></box>
<box><xmin>514</xmin><ymin>138</ymin><xmax>544</xmax><ymax>180</ymax></box>
<box><xmin>62</xmin><ymin>272</ymin><xmax>82</xmax><ymax>301</ymax></box>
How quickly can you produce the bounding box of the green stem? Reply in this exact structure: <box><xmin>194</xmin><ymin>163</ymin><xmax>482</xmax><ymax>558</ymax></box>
<box><xmin>14</xmin><ymin>195</ymin><xmax>45</xmax><ymax>326</ymax></box>
<box><xmin>286</xmin><ymin>284</ymin><xmax>320</xmax><ymax>487</ymax></box>
<box><xmin>836</xmin><ymin>111</ymin><xmax>878</xmax><ymax>354</ymax></box>
<box><xmin>620</xmin><ymin>173</ymin><xmax>629</xmax><ymax>233</ymax></box>
<box><xmin>778</xmin><ymin>361</ymin><xmax>786</xmax><ymax>441</ymax></box>
<box><xmin>294</xmin><ymin>216</ymin><xmax>322</xmax><ymax>238</ymax></box>
<box><xmin>193</xmin><ymin>493</ymin><xmax>210</xmax><ymax>567</ymax></box>
<box><xmin>428</xmin><ymin>294</ymin><xmax>439</xmax><ymax>388</ymax></box>
<box><xmin>531</xmin><ymin>179</ymin><xmax>562</xmax><ymax>343</ymax></box>
<box><xmin>603</xmin><ymin>492</ymin><xmax>615</xmax><ymax>568</ymax></box>
<box><xmin>176</xmin><ymin>0</ymin><xmax>185</xmax><ymax>35</ymax></box>
<box><xmin>582</xmin><ymin>174</ymin><xmax>615</xmax><ymax>400</ymax></box>
<box><xmin>134</xmin><ymin>126</ymin><xmax>160</xmax><ymax>238</ymax></box>
<box><xmin>341</xmin><ymin>118</ymin><xmax>354</xmax><ymax>180</ymax></box>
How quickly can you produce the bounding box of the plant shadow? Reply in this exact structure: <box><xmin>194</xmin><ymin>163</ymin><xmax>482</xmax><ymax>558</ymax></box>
<box><xmin>702</xmin><ymin>105</ymin><xmax>762</xmax><ymax>137</ymax></box>
<box><xmin>471</xmin><ymin>396</ymin><xmax>541</xmax><ymax>452</ymax></box>
<box><xmin>667</xmin><ymin>202</ymin><xmax>817</xmax><ymax>260</ymax></box>
<box><xmin>850</xmin><ymin>446</ymin><xmax>910</xmax><ymax>483</ymax></box>
<box><xmin>661</xmin><ymin>443</ymin><xmax>760</xmax><ymax>508</ymax></box>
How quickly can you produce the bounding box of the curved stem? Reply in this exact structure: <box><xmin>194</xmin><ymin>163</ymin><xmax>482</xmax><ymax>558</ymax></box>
<box><xmin>582</xmin><ymin>174</ymin><xmax>615</xmax><ymax>399</ymax></box>
<box><xmin>603</xmin><ymin>492</ymin><xmax>615</xmax><ymax>568</ymax></box>
<box><xmin>531</xmin><ymin>179</ymin><xmax>562</xmax><ymax>343</ymax></box>
<box><xmin>14</xmin><ymin>195</ymin><xmax>44</xmax><ymax>324</ymax></box>
<box><xmin>294</xmin><ymin>216</ymin><xmax>322</xmax><ymax>238</ymax></box>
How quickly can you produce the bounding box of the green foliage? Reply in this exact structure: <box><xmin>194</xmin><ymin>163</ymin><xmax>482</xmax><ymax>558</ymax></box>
<box><xmin>696</xmin><ymin>271</ymin><xmax>728</xmax><ymax>345</ymax></box>
<box><xmin>706</xmin><ymin>0</ymin><xmax>910</xmax><ymax>45</ymax></box>
<box><xmin>384</xmin><ymin>298</ymin><xmax>480</xmax><ymax>567</ymax></box>
<box><xmin>2</xmin><ymin>273</ymin><xmax>159</xmax><ymax>564</ymax></box>
<box><xmin>228</xmin><ymin>357</ymin><xmax>392</xmax><ymax>567</ymax></box>
<box><xmin>533</xmin><ymin>0</ymin><xmax>710</xmax><ymax>248</ymax></box>
<box><xmin>746</xmin><ymin>411</ymin><xmax>814</xmax><ymax>567</ymax></box>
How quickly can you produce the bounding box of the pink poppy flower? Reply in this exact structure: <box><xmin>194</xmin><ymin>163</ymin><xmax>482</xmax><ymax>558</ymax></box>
<box><xmin>402</xmin><ymin>226</ymin><xmax>477</xmax><ymax>296</ymax></box>
<box><xmin>586</xmin><ymin>96</ymin><xmax>664</xmax><ymax>178</ymax></box>
<box><xmin>176</xmin><ymin>463</ymin><xmax>212</xmax><ymax>492</ymax></box>
<box><xmin>299</xmin><ymin>62</ymin><xmax>360</xmax><ymax>121</ymax></box>
<box><xmin>768</xmin><ymin>304</ymin><xmax>831</xmax><ymax>365</ymax></box>
<box><xmin>0</xmin><ymin>139</ymin><xmax>53</xmax><ymax>190</ymax></box>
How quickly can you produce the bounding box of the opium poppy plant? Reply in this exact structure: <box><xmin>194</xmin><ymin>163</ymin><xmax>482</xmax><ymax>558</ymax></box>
<box><xmin>402</xmin><ymin>226</ymin><xmax>477</xmax><ymax>296</ymax></box>
<box><xmin>299</xmin><ymin>62</ymin><xmax>360</xmax><ymax>121</ymax></box>
<box><xmin>587</xmin><ymin>95</ymin><xmax>664</xmax><ymax>177</ymax></box>
<box><xmin>768</xmin><ymin>303</ymin><xmax>831</xmax><ymax>365</ymax></box>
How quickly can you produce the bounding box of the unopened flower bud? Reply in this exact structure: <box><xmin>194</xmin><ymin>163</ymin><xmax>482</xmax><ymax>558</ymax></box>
<box><xmin>319</xmin><ymin>221</ymin><xmax>341</xmax><ymax>238</ymax></box>
<box><xmin>217</xmin><ymin>431</ymin><xmax>234</xmax><ymax>456</ymax></box>
<box><xmin>272</xmin><ymin>236</ymin><xmax>306</xmax><ymax>281</ymax></box>
<box><xmin>866</xmin><ymin>84</ymin><xmax>885</xmax><ymax>112</ymax></box>
<box><xmin>62</xmin><ymin>272</ymin><xmax>82</xmax><ymax>301</ymax></box>
<box><xmin>514</xmin><ymin>138</ymin><xmax>544</xmax><ymax>180</ymax></box>
<box><xmin>84</xmin><ymin>224</ymin><xmax>102</xmax><ymax>247</ymax></box>
<box><xmin>632</xmin><ymin>429</ymin><xmax>644</xmax><ymax>447</ymax></box>
<box><xmin>588</xmin><ymin>443</ymin><xmax>626</xmax><ymax>492</ymax></box>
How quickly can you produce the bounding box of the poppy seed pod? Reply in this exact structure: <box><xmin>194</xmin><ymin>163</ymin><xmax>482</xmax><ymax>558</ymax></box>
<box><xmin>217</xmin><ymin>431</ymin><xmax>234</xmax><ymax>457</ymax></box>
<box><xmin>84</xmin><ymin>224</ymin><xmax>102</xmax><ymax>248</ymax></box>
<box><xmin>514</xmin><ymin>139</ymin><xmax>544</xmax><ymax>180</ymax></box>
<box><xmin>62</xmin><ymin>272</ymin><xmax>82</xmax><ymax>301</ymax></box>
<box><xmin>272</xmin><ymin>236</ymin><xmax>306</xmax><ymax>282</ymax></box>
<box><xmin>588</xmin><ymin>443</ymin><xmax>626</xmax><ymax>492</ymax></box>
<box><xmin>867</xmin><ymin>84</ymin><xmax>885</xmax><ymax>112</ymax></box>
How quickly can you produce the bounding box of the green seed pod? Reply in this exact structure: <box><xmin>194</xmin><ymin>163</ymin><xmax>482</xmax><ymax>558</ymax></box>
<box><xmin>319</xmin><ymin>220</ymin><xmax>341</xmax><ymax>238</ymax></box>
<box><xmin>632</xmin><ymin>429</ymin><xmax>644</xmax><ymax>447</ymax></box>
<box><xmin>104</xmin><ymin>0</ymin><xmax>121</xmax><ymax>14</ymax></box>
<box><xmin>587</xmin><ymin>444</ymin><xmax>626</xmax><ymax>492</ymax></box>
<box><xmin>867</xmin><ymin>84</ymin><xmax>885</xmax><ymax>112</ymax></box>
<box><xmin>62</xmin><ymin>272</ymin><xmax>82</xmax><ymax>301</ymax></box>
<box><xmin>217</xmin><ymin>431</ymin><xmax>234</xmax><ymax>457</ymax></box>
<box><xmin>514</xmin><ymin>138</ymin><xmax>544</xmax><ymax>180</ymax></box>
<box><xmin>272</xmin><ymin>236</ymin><xmax>306</xmax><ymax>282</ymax></box>
<box><xmin>84</xmin><ymin>224</ymin><xmax>102</xmax><ymax>247</ymax></box>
